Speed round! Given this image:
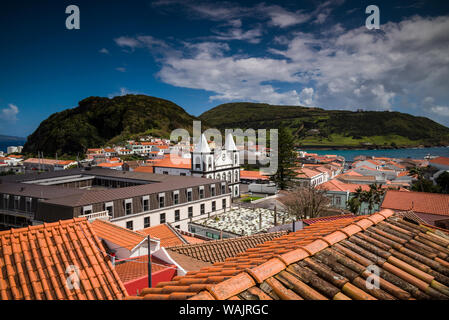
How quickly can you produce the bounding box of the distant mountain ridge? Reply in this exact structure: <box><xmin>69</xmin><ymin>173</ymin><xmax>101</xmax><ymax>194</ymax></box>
<box><xmin>199</xmin><ymin>102</ymin><xmax>449</xmax><ymax>149</ymax></box>
<box><xmin>0</xmin><ymin>135</ymin><xmax>26</xmax><ymax>142</ymax></box>
<box><xmin>22</xmin><ymin>96</ymin><xmax>449</xmax><ymax>156</ymax></box>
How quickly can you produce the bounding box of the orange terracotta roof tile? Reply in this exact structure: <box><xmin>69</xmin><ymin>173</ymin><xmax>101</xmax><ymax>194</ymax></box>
<box><xmin>303</xmin><ymin>214</ymin><xmax>357</xmax><ymax>225</ymax></box>
<box><xmin>152</xmin><ymin>155</ymin><xmax>190</xmax><ymax>169</ymax></box>
<box><xmin>182</xmin><ymin>235</ymin><xmax>206</xmax><ymax>244</ymax></box>
<box><xmin>91</xmin><ymin>219</ymin><xmax>146</xmax><ymax>251</ymax></box>
<box><xmin>134</xmin><ymin>210</ymin><xmax>449</xmax><ymax>300</ymax></box>
<box><xmin>115</xmin><ymin>255</ymin><xmax>176</xmax><ymax>283</ymax></box>
<box><xmin>430</xmin><ymin>156</ymin><xmax>449</xmax><ymax>166</ymax></box>
<box><xmin>134</xmin><ymin>166</ymin><xmax>155</xmax><ymax>173</ymax></box>
<box><xmin>0</xmin><ymin>218</ymin><xmax>128</xmax><ymax>300</ymax></box>
<box><xmin>240</xmin><ymin>170</ymin><xmax>269</xmax><ymax>180</ymax></box>
<box><xmin>139</xmin><ymin>224</ymin><xmax>187</xmax><ymax>247</ymax></box>
<box><xmin>381</xmin><ymin>190</ymin><xmax>449</xmax><ymax>216</ymax></box>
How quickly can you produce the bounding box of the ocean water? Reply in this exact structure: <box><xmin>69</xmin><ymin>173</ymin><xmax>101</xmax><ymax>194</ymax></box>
<box><xmin>303</xmin><ymin>146</ymin><xmax>449</xmax><ymax>162</ymax></box>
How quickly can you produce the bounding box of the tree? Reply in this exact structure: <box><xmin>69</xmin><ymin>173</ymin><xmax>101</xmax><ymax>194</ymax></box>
<box><xmin>366</xmin><ymin>183</ymin><xmax>385</xmax><ymax>213</ymax></box>
<box><xmin>348</xmin><ymin>186</ymin><xmax>363</xmax><ymax>214</ymax></box>
<box><xmin>436</xmin><ymin>171</ymin><xmax>449</xmax><ymax>194</ymax></box>
<box><xmin>269</xmin><ymin>126</ymin><xmax>298</xmax><ymax>190</ymax></box>
<box><xmin>280</xmin><ymin>186</ymin><xmax>330</xmax><ymax>220</ymax></box>
<box><xmin>347</xmin><ymin>184</ymin><xmax>385</xmax><ymax>215</ymax></box>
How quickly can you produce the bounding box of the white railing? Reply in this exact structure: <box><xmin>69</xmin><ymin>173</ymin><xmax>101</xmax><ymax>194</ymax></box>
<box><xmin>79</xmin><ymin>210</ymin><xmax>110</xmax><ymax>222</ymax></box>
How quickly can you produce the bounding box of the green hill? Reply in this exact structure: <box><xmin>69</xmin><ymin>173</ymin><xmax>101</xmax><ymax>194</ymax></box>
<box><xmin>23</xmin><ymin>97</ymin><xmax>449</xmax><ymax>156</ymax></box>
<box><xmin>199</xmin><ymin>102</ymin><xmax>449</xmax><ymax>148</ymax></box>
<box><xmin>23</xmin><ymin>95</ymin><xmax>199</xmax><ymax>156</ymax></box>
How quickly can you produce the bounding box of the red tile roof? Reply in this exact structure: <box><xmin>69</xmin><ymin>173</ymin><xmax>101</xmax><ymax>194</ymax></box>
<box><xmin>128</xmin><ymin>216</ymin><xmax>364</xmax><ymax>299</ymax></box>
<box><xmin>320</xmin><ymin>180</ymin><xmax>372</xmax><ymax>193</ymax></box>
<box><xmin>91</xmin><ymin>219</ymin><xmax>146</xmax><ymax>251</ymax></box>
<box><xmin>182</xmin><ymin>235</ymin><xmax>207</xmax><ymax>244</ymax></box>
<box><xmin>240</xmin><ymin>170</ymin><xmax>269</xmax><ymax>180</ymax></box>
<box><xmin>0</xmin><ymin>218</ymin><xmax>128</xmax><ymax>300</ymax></box>
<box><xmin>23</xmin><ymin>158</ymin><xmax>60</xmax><ymax>165</ymax></box>
<box><xmin>132</xmin><ymin>210</ymin><xmax>449</xmax><ymax>300</ymax></box>
<box><xmin>381</xmin><ymin>190</ymin><xmax>449</xmax><ymax>217</ymax></box>
<box><xmin>303</xmin><ymin>214</ymin><xmax>357</xmax><ymax>225</ymax></box>
<box><xmin>152</xmin><ymin>155</ymin><xmax>191</xmax><ymax>169</ymax></box>
<box><xmin>295</xmin><ymin>168</ymin><xmax>322</xmax><ymax>179</ymax></box>
<box><xmin>139</xmin><ymin>224</ymin><xmax>187</xmax><ymax>248</ymax></box>
<box><xmin>115</xmin><ymin>255</ymin><xmax>176</xmax><ymax>283</ymax></box>
<box><xmin>134</xmin><ymin>166</ymin><xmax>155</xmax><ymax>173</ymax></box>
<box><xmin>96</xmin><ymin>162</ymin><xmax>123</xmax><ymax>168</ymax></box>
<box><xmin>430</xmin><ymin>156</ymin><xmax>449</xmax><ymax>166</ymax></box>
<box><xmin>56</xmin><ymin>160</ymin><xmax>76</xmax><ymax>165</ymax></box>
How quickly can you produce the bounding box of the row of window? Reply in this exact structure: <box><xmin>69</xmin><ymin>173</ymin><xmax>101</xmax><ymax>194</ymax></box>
<box><xmin>2</xmin><ymin>195</ymin><xmax>33</xmax><ymax>212</ymax></box>
<box><xmin>82</xmin><ymin>183</ymin><xmax>224</xmax><ymax>216</ymax></box>
<box><xmin>125</xmin><ymin>199</ymin><xmax>226</xmax><ymax>230</ymax></box>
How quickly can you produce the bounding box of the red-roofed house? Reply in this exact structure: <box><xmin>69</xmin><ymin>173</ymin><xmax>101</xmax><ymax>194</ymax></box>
<box><xmin>152</xmin><ymin>155</ymin><xmax>192</xmax><ymax>176</ymax></box>
<box><xmin>54</xmin><ymin>160</ymin><xmax>77</xmax><ymax>170</ymax></box>
<box><xmin>381</xmin><ymin>190</ymin><xmax>449</xmax><ymax>228</ymax></box>
<box><xmin>114</xmin><ymin>255</ymin><xmax>177</xmax><ymax>296</ymax></box>
<box><xmin>430</xmin><ymin>156</ymin><xmax>449</xmax><ymax>171</ymax></box>
<box><xmin>240</xmin><ymin>170</ymin><xmax>269</xmax><ymax>183</ymax></box>
<box><xmin>294</xmin><ymin>167</ymin><xmax>326</xmax><ymax>187</ymax></box>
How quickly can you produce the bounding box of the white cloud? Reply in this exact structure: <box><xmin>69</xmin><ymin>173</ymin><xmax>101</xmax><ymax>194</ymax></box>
<box><xmin>256</xmin><ymin>4</ymin><xmax>311</xmax><ymax>28</ymax></box>
<box><xmin>271</xmin><ymin>15</ymin><xmax>449</xmax><ymax>116</ymax></box>
<box><xmin>114</xmin><ymin>36</ymin><xmax>141</xmax><ymax>50</ymax></box>
<box><xmin>0</xmin><ymin>104</ymin><xmax>19</xmax><ymax>122</ymax></box>
<box><xmin>210</xmin><ymin>24</ymin><xmax>263</xmax><ymax>44</ymax></box>
<box><xmin>299</xmin><ymin>88</ymin><xmax>315</xmax><ymax>106</ymax></box>
<box><xmin>115</xmin><ymin>67</ymin><xmax>126</xmax><ymax>72</ymax></box>
<box><xmin>108</xmin><ymin>87</ymin><xmax>139</xmax><ymax>98</ymax></box>
<box><xmin>422</xmin><ymin>97</ymin><xmax>449</xmax><ymax>117</ymax></box>
<box><xmin>115</xmin><ymin>14</ymin><xmax>449</xmax><ymax>125</ymax></box>
<box><xmin>99</xmin><ymin>48</ymin><xmax>109</xmax><ymax>54</ymax></box>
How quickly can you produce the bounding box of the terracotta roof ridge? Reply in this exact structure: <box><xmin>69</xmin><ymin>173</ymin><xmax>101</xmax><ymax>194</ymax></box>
<box><xmin>188</xmin><ymin>209</ymin><xmax>395</xmax><ymax>300</ymax></box>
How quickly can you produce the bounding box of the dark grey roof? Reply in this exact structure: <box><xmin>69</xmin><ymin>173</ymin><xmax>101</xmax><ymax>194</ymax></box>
<box><xmin>0</xmin><ymin>167</ymin><xmax>223</xmax><ymax>207</ymax></box>
<box><xmin>0</xmin><ymin>182</ymin><xmax>86</xmax><ymax>199</ymax></box>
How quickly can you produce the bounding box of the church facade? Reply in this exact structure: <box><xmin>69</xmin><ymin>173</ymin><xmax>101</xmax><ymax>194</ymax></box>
<box><xmin>191</xmin><ymin>133</ymin><xmax>240</xmax><ymax>198</ymax></box>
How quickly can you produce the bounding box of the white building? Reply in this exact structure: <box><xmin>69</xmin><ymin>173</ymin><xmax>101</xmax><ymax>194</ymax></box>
<box><xmin>7</xmin><ymin>146</ymin><xmax>23</xmax><ymax>154</ymax></box>
<box><xmin>191</xmin><ymin>133</ymin><xmax>241</xmax><ymax>198</ymax></box>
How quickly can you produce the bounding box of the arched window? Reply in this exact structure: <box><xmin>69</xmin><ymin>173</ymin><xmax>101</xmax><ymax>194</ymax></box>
<box><xmin>208</xmin><ymin>157</ymin><xmax>213</xmax><ymax>170</ymax></box>
<box><xmin>195</xmin><ymin>157</ymin><xmax>201</xmax><ymax>169</ymax></box>
<box><xmin>227</xmin><ymin>171</ymin><xmax>231</xmax><ymax>182</ymax></box>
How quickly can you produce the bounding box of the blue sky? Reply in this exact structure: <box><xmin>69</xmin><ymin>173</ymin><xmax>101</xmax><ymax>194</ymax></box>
<box><xmin>1</xmin><ymin>0</ymin><xmax>449</xmax><ymax>137</ymax></box>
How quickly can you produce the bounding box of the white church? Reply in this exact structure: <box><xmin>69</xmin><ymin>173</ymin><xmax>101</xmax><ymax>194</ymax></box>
<box><xmin>152</xmin><ymin>133</ymin><xmax>241</xmax><ymax>198</ymax></box>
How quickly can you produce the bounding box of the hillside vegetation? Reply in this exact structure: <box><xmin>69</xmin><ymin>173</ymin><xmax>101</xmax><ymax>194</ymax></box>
<box><xmin>23</xmin><ymin>97</ymin><xmax>449</xmax><ymax>156</ymax></box>
<box><xmin>199</xmin><ymin>103</ymin><xmax>449</xmax><ymax>148</ymax></box>
<box><xmin>23</xmin><ymin>95</ymin><xmax>198</xmax><ymax>156</ymax></box>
